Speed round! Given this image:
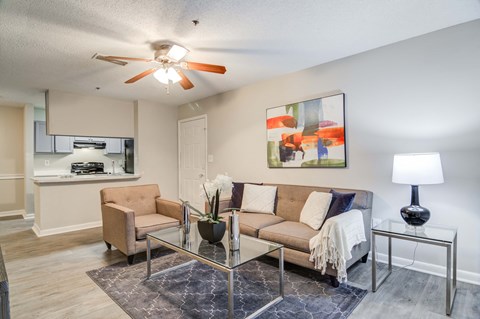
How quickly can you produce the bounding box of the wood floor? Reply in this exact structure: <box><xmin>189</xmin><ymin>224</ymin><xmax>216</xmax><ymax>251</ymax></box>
<box><xmin>1</xmin><ymin>218</ymin><xmax>478</xmax><ymax>318</ymax></box>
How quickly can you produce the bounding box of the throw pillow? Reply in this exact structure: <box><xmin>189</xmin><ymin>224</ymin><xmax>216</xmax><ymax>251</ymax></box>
<box><xmin>299</xmin><ymin>191</ymin><xmax>333</xmax><ymax>230</ymax></box>
<box><xmin>241</xmin><ymin>184</ymin><xmax>278</xmax><ymax>215</ymax></box>
<box><xmin>322</xmin><ymin>190</ymin><xmax>356</xmax><ymax>225</ymax></box>
<box><xmin>231</xmin><ymin>182</ymin><xmax>263</xmax><ymax>209</ymax></box>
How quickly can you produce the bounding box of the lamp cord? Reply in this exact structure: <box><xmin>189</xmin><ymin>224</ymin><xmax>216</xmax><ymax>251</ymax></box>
<box><xmin>374</xmin><ymin>241</ymin><xmax>419</xmax><ymax>272</ymax></box>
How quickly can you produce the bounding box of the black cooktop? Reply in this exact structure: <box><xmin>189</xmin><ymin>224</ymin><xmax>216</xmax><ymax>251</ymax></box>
<box><xmin>71</xmin><ymin>162</ymin><xmax>105</xmax><ymax>175</ymax></box>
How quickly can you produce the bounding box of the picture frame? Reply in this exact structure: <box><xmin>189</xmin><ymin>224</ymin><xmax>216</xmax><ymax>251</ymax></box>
<box><xmin>266</xmin><ymin>93</ymin><xmax>346</xmax><ymax>168</ymax></box>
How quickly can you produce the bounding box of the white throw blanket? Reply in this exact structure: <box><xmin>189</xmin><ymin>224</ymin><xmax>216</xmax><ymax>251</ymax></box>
<box><xmin>309</xmin><ymin>209</ymin><xmax>366</xmax><ymax>282</ymax></box>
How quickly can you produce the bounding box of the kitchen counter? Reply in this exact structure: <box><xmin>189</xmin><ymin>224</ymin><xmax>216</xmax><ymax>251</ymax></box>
<box><xmin>32</xmin><ymin>173</ymin><xmax>141</xmax><ymax>185</ymax></box>
<box><xmin>32</xmin><ymin>173</ymin><xmax>143</xmax><ymax>237</ymax></box>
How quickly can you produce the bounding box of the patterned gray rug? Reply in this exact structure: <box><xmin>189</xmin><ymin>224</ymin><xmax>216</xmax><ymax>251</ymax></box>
<box><xmin>87</xmin><ymin>250</ymin><xmax>366</xmax><ymax>319</ymax></box>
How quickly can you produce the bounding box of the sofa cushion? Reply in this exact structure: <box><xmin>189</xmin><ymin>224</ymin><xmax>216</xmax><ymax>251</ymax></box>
<box><xmin>299</xmin><ymin>191</ymin><xmax>333</xmax><ymax>230</ymax></box>
<box><xmin>231</xmin><ymin>182</ymin><xmax>263</xmax><ymax>209</ymax></box>
<box><xmin>219</xmin><ymin>212</ymin><xmax>284</xmax><ymax>237</ymax></box>
<box><xmin>259</xmin><ymin>221</ymin><xmax>319</xmax><ymax>253</ymax></box>
<box><xmin>135</xmin><ymin>214</ymin><xmax>180</xmax><ymax>240</ymax></box>
<box><xmin>323</xmin><ymin>190</ymin><xmax>356</xmax><ymax>224</ymax></box>
<box><xmin>241</xmin><ymin>184</ymin><xmax>277</xmax><ymax>214</ymax></box>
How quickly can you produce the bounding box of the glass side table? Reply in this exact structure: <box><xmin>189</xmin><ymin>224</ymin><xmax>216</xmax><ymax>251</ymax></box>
<box><xmin>371</xmin><ymin>219</ymin><xmax>457</xmax><ymax>315</ymax></box>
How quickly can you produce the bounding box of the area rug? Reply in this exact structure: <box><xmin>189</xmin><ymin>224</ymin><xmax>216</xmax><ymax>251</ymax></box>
<box><xmin>87</xmin><ymin>250</ymin><xmax>366</xmax><ymax>319</ymax></box>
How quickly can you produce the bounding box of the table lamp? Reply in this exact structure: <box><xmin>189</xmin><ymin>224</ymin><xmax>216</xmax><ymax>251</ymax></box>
<box><xmin>392</xmin><ymin>152</ymin><xmax>444</xmax><ymax>227</ymax></box>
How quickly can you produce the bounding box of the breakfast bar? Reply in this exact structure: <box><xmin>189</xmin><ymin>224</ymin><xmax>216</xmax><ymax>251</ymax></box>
<box><xmin>32</xmin><ymin>173</ymin><xmax>141</xmax><ymax>236</ymax></box>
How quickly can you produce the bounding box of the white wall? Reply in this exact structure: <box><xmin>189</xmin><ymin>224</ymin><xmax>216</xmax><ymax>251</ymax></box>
<box><xmin>0</xmin><ymin>105</ymin><xmax>24</xmax><ymax>214</ymax></box>
<box><xmin>46</xmin><ymin>90</ymin><xmax>134</xmax><ymax>138</ymax></box>
<box><xmin>179</xmin><ymin>20</ymin><xmax>480</xmax><ymax>282</ymax></box>
<box><xmin>135</xmin><ymin>100</ymin><xmax>178</xmax><ymax>199</ymax></box>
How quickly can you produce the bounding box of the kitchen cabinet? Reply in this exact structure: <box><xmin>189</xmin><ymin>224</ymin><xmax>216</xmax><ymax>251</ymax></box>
<box><xmin>35</xmin><ymin>121</ymin><xmax>74</xmax><ymax>154</ymax></box>
<box><xmin>105</xmin><ymin>138</ymin><xmax>123</xmax><ymax>154</ymax></box>
<box><xmin>34</xmin><ymin>121</ymin><xmax>54</xmax><ymax>153</ymax></box>
<box><xmin>54</xmin><ymin>136</ymin><xmax>74</xmax><ymax>153</ymax></box>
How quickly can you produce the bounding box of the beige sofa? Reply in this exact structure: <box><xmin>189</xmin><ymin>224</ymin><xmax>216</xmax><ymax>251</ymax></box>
<box><xmin>100</xmin><ymin>184</ymin><xmax>183</xmax><ymax>264</ymax></box>
<box><xmin>219</xmin><ymin>183</ymin><xmax>373</xmax><ymax>286</ymax></box>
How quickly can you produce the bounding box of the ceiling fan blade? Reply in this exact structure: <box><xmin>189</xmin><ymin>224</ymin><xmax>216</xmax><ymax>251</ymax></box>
<box><xmin>125</xmin><ymin>68</ymin><xmax>157</xmax><ymax>84</ymax></box>
<box><xmin>177</xmin><ymin>70</ymin><xmax>194</xmax><ymax>90</ymax></box>
<box><xmin>182</xmin><ymin>61</ymin><xmax>227</xmax><ymax>74</ymax></box>
<box><xmin>92</xmin><ymin>53</ymin><xmax>128</xmax><ymax>66</ymax></box>
<box><xmin>105</xmin><ymin>56</ymin><xmax>153</xmax><ymax>62</ymax></box>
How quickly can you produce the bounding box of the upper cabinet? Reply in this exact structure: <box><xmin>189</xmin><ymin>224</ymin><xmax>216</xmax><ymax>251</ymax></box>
<box><xmin>34</xmin><ymin>121</ymin><xmax>54</xmax><ymax>153</ymax></box>
<box><xmin>105</xmin><ymin>138</ymin><xmax>123</xmax><ymax>154</ymax></box>
<box><xmin>54</xmin><ymin>136</ymin><xmax>74</xmax><ymax>153</ymax></box>
<box><xmin>35</xmin><ymin>121</ymin><xmax>75</xmax><ymax>154</ymax></box>
<box><xmin>34</xmin><ymin>121</ymin><xmax>124</xmax><ymax>155</ymax></box>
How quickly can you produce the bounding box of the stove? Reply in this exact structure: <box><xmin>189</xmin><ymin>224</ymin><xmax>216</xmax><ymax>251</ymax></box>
<box><xmin>71</xmin><ymin>162</ymin><xmax>107</xmax><ymax>175</ymax></box>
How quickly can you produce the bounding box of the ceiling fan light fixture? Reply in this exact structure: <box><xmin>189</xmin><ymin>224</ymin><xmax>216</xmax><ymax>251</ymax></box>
<box><xmin>167</xmin><ymin>44</ymin><xmax>189</xmax><ymax>62</ymax></box>
<box><xmin>153</xmin><ymin>68</ymin><xmax>169</xmax><ymax>84</ymax></box>
<box><xmin>167</xmin><ymin>67</ymin><xmax>182</xmax><ymax>83</ymax></box>
<box><xmin>153</xmin><ymin>67</ymin><xmax>182</xmax><ymax>84</ymax></box>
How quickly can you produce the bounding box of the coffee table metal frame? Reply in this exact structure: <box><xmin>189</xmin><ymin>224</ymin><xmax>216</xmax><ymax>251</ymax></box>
<box><xmin>146</xmin><ymin>226</ymin><xmax>284</xmax><ymax>319</ymax></box>
<box><xmin>372</xmin><ymin>219</ymin><xmax>457</xmax><ymax>315</ymax></box>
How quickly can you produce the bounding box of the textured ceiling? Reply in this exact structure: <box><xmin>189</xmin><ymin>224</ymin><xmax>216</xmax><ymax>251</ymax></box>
<box><xmin>0</xmin><ymin>0</ymin><xmax>479</xmax><ymax>107</ymax></box>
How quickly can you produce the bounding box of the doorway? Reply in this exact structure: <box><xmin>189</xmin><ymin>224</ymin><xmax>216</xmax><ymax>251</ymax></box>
<box><xmin>178</xmin><ymin>115</ymin><xmax>207</xmax><ymax>212</ymax></box>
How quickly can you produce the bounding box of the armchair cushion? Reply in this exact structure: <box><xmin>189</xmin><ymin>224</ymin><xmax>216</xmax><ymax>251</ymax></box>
<box><xmin>135</xmin><ymin>214</ymin><xmax>180</xmax><ymax>240</ymax></box>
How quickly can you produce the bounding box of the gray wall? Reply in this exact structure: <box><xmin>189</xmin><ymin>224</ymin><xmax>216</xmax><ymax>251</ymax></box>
<box><xmin>179</xmin><ymin>20</ymin><xmax>480</xmax><ymax>282</ymax></box>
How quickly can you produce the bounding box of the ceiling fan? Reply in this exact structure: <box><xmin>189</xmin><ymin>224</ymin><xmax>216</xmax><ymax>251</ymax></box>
<box><xmin>92</xmin><ymin>43</ymin><xmax>227</xmax><ymax>90</ymax></box>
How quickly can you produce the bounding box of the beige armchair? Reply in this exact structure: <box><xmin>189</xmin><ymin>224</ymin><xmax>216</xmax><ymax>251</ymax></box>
<box><xmin>100</xmin><ymin>184</ymin><xmax>182</xmax><ymax>264</ymax></box>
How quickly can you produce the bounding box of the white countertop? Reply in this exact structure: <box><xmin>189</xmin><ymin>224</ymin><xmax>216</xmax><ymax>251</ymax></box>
<box><xmin>32</xmin><ymin>173</ymin><xmax>141</xmax><ymax>185</ymax></box>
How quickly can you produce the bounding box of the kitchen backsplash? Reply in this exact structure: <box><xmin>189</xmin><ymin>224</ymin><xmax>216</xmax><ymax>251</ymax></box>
<box><xmin>34</xmin><ymin>149</ymin><xmax>124</xmax><ymax>176</ymax></box>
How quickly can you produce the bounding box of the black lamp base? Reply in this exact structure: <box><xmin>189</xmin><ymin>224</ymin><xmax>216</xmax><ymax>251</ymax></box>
<box><xmin>400</xmin><ymin>205</ymin><xmax>430</xmax><ymax>226</ymax></box>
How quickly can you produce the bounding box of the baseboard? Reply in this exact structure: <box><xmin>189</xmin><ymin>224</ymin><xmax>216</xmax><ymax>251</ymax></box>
<box><xmin>373</xmin><ymin>252</ymin><xmax>480</xmax><ymax>286</ymax></box>
<box><xmin>0</xmin><ymin>209</ymin><xmax>25</xmax><ymax>217</ymax></box>
<box><xmin>32</xmin><ymin>221</ymin><xmax>102</xmax><ymax>237</ymax></box>
<box><xmin>23</xmin><ymin>211</ymin><xmax>35</xmax><ymax>220</ymax></box>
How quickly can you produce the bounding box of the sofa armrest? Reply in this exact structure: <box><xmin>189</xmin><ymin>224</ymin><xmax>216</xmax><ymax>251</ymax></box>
<box><xmin>156</xmin><ymin>198</ymin><xmax>182</xmax><ymax>223</ymax></box>
<box><xmin>326</xmin><ymin>209</ymin><xmax>370</xmax><ymax>267</ymax></box>
<box><xmin>101</xmin><ymin>203</ymin><xmax>136</xmax><ymax>255</ymax></box>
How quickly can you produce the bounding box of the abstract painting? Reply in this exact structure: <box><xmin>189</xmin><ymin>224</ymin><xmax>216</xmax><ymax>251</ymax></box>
<box><xmin>267</xmin><ymin>93</ymin><xmax>346</xmax><ymax>168</ymax></box>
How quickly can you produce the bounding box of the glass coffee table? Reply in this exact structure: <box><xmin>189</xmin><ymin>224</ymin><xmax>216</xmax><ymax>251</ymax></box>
<box><xmin>146</xmin><ymin>223</ymin><xmax>284</xmax><ymax>319</ymax></box>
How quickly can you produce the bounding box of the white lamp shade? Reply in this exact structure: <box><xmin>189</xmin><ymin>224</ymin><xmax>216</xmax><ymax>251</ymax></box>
<box><xmin>392</xmin><ymin>152</ymin><xmax>444</xmax><ymax>185</ymax></box>
<box><xmin>167</xmin><ymin>67</ymin><xmax>182</xmax><ymax>83</ymax></box>
<box><xmin>167</xmin><ymin>44</ymin><xmax>189</xmax><ymax>62</ymax></box>
<box><xmin>153</xmin><ymin>68</ymin><xmax>169</xmax><ymax>84</ymax></box>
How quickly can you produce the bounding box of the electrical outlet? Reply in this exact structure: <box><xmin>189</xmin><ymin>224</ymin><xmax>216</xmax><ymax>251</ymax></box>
<box><xmin>44</xmin><ymin>160</ymin><xmax>50</xmax><ymax>166</ymax></box>
<box><xmin>372</xmin><ymin>218</ymin><xmax>382</xmax><ymax>227</ymax></box>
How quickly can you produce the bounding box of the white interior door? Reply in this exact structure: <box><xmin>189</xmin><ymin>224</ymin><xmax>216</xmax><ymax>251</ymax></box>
<box><xmin>178</xmin><ymin>116</ymin><xmax>207</xmax><ymax>212</ymax></box>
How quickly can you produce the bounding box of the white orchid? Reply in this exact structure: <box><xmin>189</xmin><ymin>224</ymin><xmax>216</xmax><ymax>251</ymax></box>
<box><xmin>200</xmin><ymin>174</ymin><xmax>233</xmax><ymax>199</ymax></box>
<box><xmin>199</xmin><ymin>174</ymin><xmax>233</xmax><ymax>223</ymax></box>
